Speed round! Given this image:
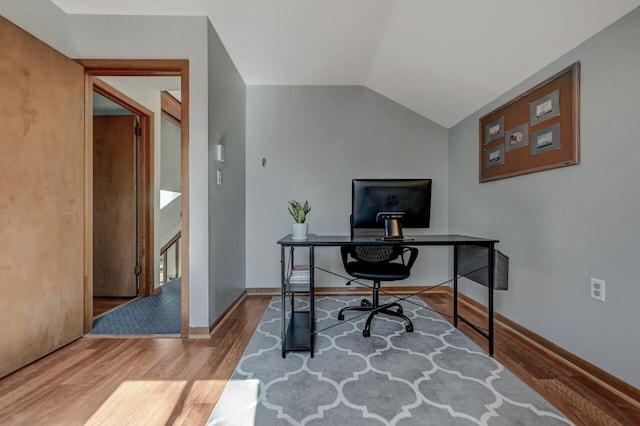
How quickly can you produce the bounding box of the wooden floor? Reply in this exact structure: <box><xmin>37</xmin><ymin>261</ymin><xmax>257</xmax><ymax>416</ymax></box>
<box><xmin>0</xmin><ymin>293</ymin><xmax>638</xmax><ymax>425</ymax></box>
<box><xmin>93</xmin><ymin>297</ymin><xmax>136</xmax><ymax>317</ymax></box>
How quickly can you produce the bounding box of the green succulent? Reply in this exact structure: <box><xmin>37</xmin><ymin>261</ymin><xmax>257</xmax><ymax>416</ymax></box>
<box><xmin>288</xmin><ymin>200</ymin><xmax>311</xmax><ymax>223</ymax></box>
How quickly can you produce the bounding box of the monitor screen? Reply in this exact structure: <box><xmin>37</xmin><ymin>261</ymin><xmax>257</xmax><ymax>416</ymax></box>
<box><xmin>351</xmin><ymin>179</ymin><xmax>431</xmax><ymax>239</ymax></box>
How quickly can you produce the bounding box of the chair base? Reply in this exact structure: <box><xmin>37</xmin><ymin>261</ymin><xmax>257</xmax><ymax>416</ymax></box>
<box><xmin>338</xmin><ymin>297</ymin><xmax>414</xmax><ymax>337</ymax></box>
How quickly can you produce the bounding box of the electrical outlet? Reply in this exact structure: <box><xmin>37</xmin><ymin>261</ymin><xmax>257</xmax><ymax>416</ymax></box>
<box><xmin>590</xmin><ymin>278</ymin><xmax>605</xmax><ymax>302</ymax></box>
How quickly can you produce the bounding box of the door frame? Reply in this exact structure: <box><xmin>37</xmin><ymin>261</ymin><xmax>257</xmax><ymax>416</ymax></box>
<box><xmin>80</xmin><ymin>60</ymin><xmax>190</xmax><ymax>336</ymax></box>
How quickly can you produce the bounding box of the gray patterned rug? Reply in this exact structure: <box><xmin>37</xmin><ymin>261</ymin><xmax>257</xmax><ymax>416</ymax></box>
<box><xmin>208</xmin><ymin>296</ymin><xmax>572</xmax><ymax>425</ymax></box>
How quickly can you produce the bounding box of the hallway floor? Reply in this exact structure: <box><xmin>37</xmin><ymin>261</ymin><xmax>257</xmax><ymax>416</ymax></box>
<box><xmin>89</xmin><ymin>278</ymin><xmax>181</xmax><ymax>335</ymax></box>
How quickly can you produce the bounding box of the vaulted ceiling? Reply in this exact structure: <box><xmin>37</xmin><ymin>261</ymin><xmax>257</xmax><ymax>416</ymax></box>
<box><xmin>53</xmin><ymin>0</ymin><xmax>640</xmax><ymax>128</ymax></box>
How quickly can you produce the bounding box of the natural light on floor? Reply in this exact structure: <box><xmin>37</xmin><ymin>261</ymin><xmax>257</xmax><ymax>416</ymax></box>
<box><xmin>205</xmin><ymin>379</ymin><xmax>259</xmax><ymax>425</ymax></box>
<box><xmin>86</xmin><ymin>380</ymin><xmax>187</xmax><ymax>425</ymax></box>
<box><xmin>160</xmin><ymin>190</ymin><xmax>181</xmax><ymax>209</ymax></box>
<box><xmin>83</xmin><ymin>379</ymin><xmax>254</xmax><ymax>425</ymax></box>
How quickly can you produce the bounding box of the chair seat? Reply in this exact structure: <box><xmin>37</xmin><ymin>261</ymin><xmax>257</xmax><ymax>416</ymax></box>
<box><xmin>344</xmin><ymin>261</ymin><xmax>411</xmax><ymax>281</ymax></box>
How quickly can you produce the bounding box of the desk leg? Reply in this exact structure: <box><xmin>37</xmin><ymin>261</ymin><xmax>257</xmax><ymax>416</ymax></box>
<box><xmin>281</xmin><ymin>245</ymin><xmax>286</xmax><ymax>358</ymax></box>
<box><xmin>488</xmin><ymin>243</ymin><xmax>495</xmax><ymax>357</ymax></box>
<box><xmin>309</xmin><ymin>246</ymin><xmax>315</xmax><ymax>358</ymax></box>
<box><xmin>453</xmin><ymin>244</ymin><xmax>459</xmax><ymax>328</ymax></box>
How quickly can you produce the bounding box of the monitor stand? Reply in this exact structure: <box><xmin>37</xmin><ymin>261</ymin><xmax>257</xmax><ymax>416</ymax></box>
<box><xmin>383</xmin><ymin>218</ymin><xmax>403</xmax><ymax>240</ymax></box>
<box><xmin>376</xmin><ymin>212</ymin><xmax>416</xmax><ymax>241</ymax></box>
<box><xmin>374</xmin><ymin>213</ymin><xmax>413</xmax><ymax>241</ymax></box>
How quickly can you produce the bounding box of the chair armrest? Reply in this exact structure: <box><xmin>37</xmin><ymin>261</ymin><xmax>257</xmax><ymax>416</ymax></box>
<box><xmin>402</xmin><ymin>247</ymin><xmax>419</xmax><ymax>270</ymax></box>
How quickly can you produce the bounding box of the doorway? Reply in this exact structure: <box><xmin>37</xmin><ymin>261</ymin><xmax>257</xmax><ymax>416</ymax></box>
<box><xmin>80</xmin><ymin>60</ymin><xmax>190</xmax><ymax>336</ymax></box>
<box><xmin>89</xmin><ymin>79</ymin><xmax>155</xmax><ymax>333</ymax></box>
<box><xmin>89</xmin><ymin>77</ymin><xmax>184</xmax><ymax>335</ymax></box>
<box><xmin>91</xmin><ymin>88</ymin><xmax>146</xmax><ymax>318</ymax></box>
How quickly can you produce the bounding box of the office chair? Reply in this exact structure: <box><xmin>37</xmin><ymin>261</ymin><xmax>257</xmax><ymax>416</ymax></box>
<box><xmin>338</xmin><ymin>244</ymin><xmax>418</xmax><ymax>337</ymax></box>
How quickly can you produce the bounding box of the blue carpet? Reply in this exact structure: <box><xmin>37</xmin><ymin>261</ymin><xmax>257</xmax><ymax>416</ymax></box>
<box><xmin>89</xmin><ymin>278</ymin><xmax>181</xmax><ymax>335</ymax></box>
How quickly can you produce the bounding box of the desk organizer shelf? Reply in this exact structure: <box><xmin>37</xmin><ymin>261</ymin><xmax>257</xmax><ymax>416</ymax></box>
<box><xmin>285</xmin><ymin>264</ymin><xmax>310</xmax><ymax>293</ymax></box>
<box><xmin>280</xmin><ymin>244</ymin><xmax>315</xmax><ymax>358</ymax></box>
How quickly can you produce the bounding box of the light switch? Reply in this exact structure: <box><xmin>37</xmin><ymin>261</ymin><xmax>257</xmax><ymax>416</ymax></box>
<box><xmin>216</xmin><ymin>169</ymin><xmax>222</xmax><ymax>185</ymax></box>
<box><xmin>216</xmin><ymin>144</ymin><xmax>225</xmax><ymax>162</ymax></box>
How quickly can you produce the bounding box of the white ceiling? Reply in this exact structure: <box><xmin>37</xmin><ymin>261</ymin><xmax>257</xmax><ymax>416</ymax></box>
<box><xmin>53</xmin><ymin>0</ymin><xmax>640</xmax><ymax>128</ymax></box>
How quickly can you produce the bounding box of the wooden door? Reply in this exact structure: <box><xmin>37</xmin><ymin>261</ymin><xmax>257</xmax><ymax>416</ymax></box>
<box><xmin>93</xmin><ymin>115</ymin><xmax>138</xmax><ymax>297</ymax></box>
<box><xmin>0</xmin><ymin>17</ymin><xmax>85</xmax><ymax>378</ymax></box>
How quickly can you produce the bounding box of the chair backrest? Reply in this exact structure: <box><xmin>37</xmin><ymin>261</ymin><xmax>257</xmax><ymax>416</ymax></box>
<box><xmin>345</xmin><ymin>245</ymin><xmax>402</xmax><ymax>264</ymax></box>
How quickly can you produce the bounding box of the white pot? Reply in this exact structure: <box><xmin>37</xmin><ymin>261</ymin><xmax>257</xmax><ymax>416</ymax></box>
<box><xmin>291</xmin><ymin>223</ymin><xmax>308</xmax><ymax>240</ymax></box>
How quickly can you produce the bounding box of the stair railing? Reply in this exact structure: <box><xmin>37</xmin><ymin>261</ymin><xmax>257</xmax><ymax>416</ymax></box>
<box><xmin>160</xmin><ymin>231</ymin><xmax>181</xmax><ymax>285</ymax></box>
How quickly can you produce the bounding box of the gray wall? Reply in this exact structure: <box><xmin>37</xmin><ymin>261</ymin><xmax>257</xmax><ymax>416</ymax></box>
<box><xmin>159</xmin><ymin>117</ymin><xmax>182</xmax><ymax>246</ymax></box>
<box><xmin>207</xmin><ymin>21</ymin><xmax>247</xmax><ymax>325</ymax></box>
<box><xmin>0</xmin><ymin>0</ymin><xmax>67</xmax><ymax>53</ymax></box>
<box><xmin>161</xmin><ymin>117</ymin><xmax>182</xmax><ymax>193</ymax></box>
<box><xmin>448</xmin><ymin>8</ymin><xmax>640</xmax><ymax>388</ymax></box>
<box><xmin>246</xmin><ymin>86</ymin><xmax>449</xmax><ymax>289</ymax></box>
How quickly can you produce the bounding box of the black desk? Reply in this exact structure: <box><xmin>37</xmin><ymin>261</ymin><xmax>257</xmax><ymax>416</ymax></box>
<box><xmin>278</xmin><ymin>234</ymin><xmax>499</xmax><ymax>357</ymax></box>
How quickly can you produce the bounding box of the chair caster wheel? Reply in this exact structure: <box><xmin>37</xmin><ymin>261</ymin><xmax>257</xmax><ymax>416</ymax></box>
<box><xmin>406</xmin><ymin>325</ymin><xmax>414</xmax><ymax>333</ymax></box>
<box><xmin>363</xmin><ymin>329</ymin><xmax>370</xmax><ymax>337</ymax></box>
<box><xmin>338</xmin><ymin>314</ymin><xmax>344</xmax><ymax>321</ymax></box>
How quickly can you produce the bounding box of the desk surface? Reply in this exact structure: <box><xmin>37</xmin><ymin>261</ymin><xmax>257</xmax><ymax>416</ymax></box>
<box><xmin>278</xmin><ymin>234</ymin><xmax>498</xmax><ymax>246</ymax></box>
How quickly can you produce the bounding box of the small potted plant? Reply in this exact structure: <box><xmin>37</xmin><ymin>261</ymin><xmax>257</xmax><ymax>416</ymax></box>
<box><xmin>288</xmin><ymin>200</ymin><xmax>311</xmax><ymax>240</ymax></box>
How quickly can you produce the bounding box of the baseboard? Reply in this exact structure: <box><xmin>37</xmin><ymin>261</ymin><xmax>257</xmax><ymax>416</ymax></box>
<box><xmin>207</xmin><ymin>290</ymin><xmax>248</xmax><ymax>336</ymax></box>
<box><xmin>187</xmin><ymin>291</ymin><xmax>247</xmax><ymax>339</ymax></box>
<box><xmin>246</xmin><ymin>287</ymin><xmax>280</xmax><ymax>296</ymax></box>
<box><xmin>187</xmin><ymin>327</ymin><xmax>210</xmax><ymax>339</ymax></box>
<box><xmin>446</xmin><ymin>287</ymin><xmax>640</xmax><ymax>409</ymax></box>
<box><xmin>246</xmin><ymin>285</ymin><xmax>450</xmax><ymax>296</ymax></box>
<box><xmin>83</xmin><ymin>333</ymin><xmax>180</xmax><ymax>339</ymax></box>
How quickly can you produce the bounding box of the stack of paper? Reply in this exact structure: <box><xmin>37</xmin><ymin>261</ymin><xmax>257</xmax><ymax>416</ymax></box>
<box><xmin>289</xmin><ymin>265</ymin><xmax>310</xmax><ymax>284</ymax></box>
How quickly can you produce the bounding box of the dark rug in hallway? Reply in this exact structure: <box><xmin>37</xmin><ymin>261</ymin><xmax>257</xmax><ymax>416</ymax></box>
<box><xmin>89</xmin><ymin>278</ymin><xmax>181</xmax><ymax>335</ymax></box>
<box><xmin>208</xmin><ymin>296</ymin><xmax>572</xmax><ymax>425</ymax></box>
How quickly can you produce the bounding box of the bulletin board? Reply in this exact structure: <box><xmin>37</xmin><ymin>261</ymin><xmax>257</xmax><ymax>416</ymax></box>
<box><xmin>479</xmin><ymin>62</ymin><xmax>580</xmax><ymax>182</ymax></box>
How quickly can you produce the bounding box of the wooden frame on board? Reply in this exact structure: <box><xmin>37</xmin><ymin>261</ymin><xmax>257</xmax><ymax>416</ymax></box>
<box><xmin>479</xmin><ymin>62</ymin><xmax>580</xmax><ymax>182</ymax></box>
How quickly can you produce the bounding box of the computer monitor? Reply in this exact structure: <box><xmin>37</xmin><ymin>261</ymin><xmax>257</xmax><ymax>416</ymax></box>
<box><xmin>351</xmin><ymin>179</ymin><xmax>432</xmax><ymax>240</ymax></box>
